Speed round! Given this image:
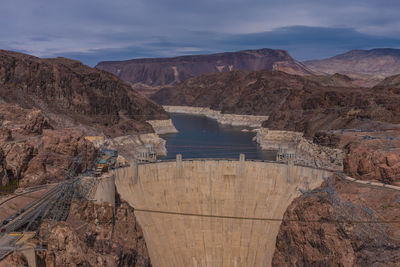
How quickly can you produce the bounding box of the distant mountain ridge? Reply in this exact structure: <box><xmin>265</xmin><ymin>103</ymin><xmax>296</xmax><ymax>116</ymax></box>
<box><xmin>95</xmin><ymin>48</ymin><xmax>314</xmax><ymax>91</ymax></box>
<box><xmin>303</xmin><ymin>48</ymin><xmax>400</xmax><ymax>87</ymax></box>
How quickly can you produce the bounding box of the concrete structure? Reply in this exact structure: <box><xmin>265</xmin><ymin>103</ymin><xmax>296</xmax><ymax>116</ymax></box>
<box><xmin>17</xmin><ymin>232</ymin><xmax>37</xmax><ymax>267</ymax></box>
<box><xmin>113</xmin><ymin>156</ymin><xmax>330</xmax><ymax>267</ymax></box>
<box><xmin>276</xmin><ymin>144</ymin><xmax>296</xmax><ymax>162</ymax></box>
<box><xmin>92</xmin><ymin>174</ymin><xmax>115</xmax><ymax>206</ymax></box>
<box><xmin>137</xmin><ymin>144</ymin><xmax>157</xmax><ymax>163</ymax></box>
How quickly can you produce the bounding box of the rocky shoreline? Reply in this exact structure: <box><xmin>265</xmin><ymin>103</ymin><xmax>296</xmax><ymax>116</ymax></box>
<box><xmin>146</xmin><ymin>119</ymin><xmax>178</xmax><ymax>134</ymax></box>
<box><xmin>254</xmin><ymin>128</ymin><xmax>344</xmax><ymax>171</ymax></box>
<box><xmin>163</xmin><ymin>105</ymin><xmax>269</xmax><ymax>128</ymax></box>
<box><xmin>253</xmin><ymin>128</ymin><xmax>303</xmax><ymax>150</ymax></box>
<box><xmin>85</xmin><ymin>133</ymin><xmax>167</xmax><ymax>161</ymax></box>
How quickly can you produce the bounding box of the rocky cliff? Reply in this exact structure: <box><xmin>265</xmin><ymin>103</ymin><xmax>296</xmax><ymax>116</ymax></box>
<box><xmin>343</xmin><ymin>134</ymin><xmax>400</xmax><ymax>185</ymax></box>
<box><xmin>96</xmin><ymin>48</ymin><xmax>314</xmax><ymax>91</ymax></box>
<box><xmin>0</xmin><ymin>103</ymin><xmax>97</xmax><ymax>189</ymax></box>
<box><xmin>0</xmin><ymin>49</ymin><xmax>169</xmax><ymax>137</ymax></box>
<box><xmin>37</xmin><ymin>198</ymin><xmax>151</xmax><ymax>266</ymax></box>
<box><xmin>152</xmin><ymin>70</ymin><xmax>400</xmax><ymax>137</ymax></box>
<box><xmin>303</xmin><ymin>48</ymin><xmax>400</xmax><ymax>87</ymax></box>
<box><xmin>273</xmin><ymin>176</ymin><xmax>400</xmax><ymax>266</ymax></box>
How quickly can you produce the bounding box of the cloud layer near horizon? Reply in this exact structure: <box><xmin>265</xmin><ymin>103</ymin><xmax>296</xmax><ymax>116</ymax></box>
<box><xmin>2</xmin><ymin>0</ymin><xmax>400</xmax><ymax>66</ymax></box>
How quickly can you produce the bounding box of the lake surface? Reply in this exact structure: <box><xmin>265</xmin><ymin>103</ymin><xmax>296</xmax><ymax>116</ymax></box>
<box><xmin>161</xmin><ymin>113</ymin><xmax>276</xmax><ymax>160</ymax></box>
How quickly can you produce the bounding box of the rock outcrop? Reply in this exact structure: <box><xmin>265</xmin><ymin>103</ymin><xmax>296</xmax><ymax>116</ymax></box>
<box><xmin>0</xmin><ymin>254</ymin><xmax>28</xmax><ymax>267</ymax></box>
<box><xmin>344</xmin><ymin>138</ymin><xmax>400</xmax><ymax>185</ymax></box>
<box><xmin>0</xmin><ymin>103</ymin><xmax>97</xmax><ymax>188</ymax></box>
<box><xmin>0</xmin><ymin>49</ymin><xmax>169</xmax><ymax>137</ymax></box>
<box><xmin>303</xmin><ymin>48</ymin><xmax>400</xmax><ymax>87</ymax></box>
<box><xmin>295</xmin><ymin>137</ymin><xmax>344</xmax><ymax>171</ymax></box>
<box><xmin>273</xmin><ymin>176</ymin><xmax>400</xmax><ymax>266</ymax></box>
<box><xmin>96</xmin><ymin>48</ymin><xmax>314</xmax><ymax>92</ymax></box>
<box><xmin>38</xmin><ymin>199</ymin><xmax>151</xmax><ymax>266</ymax></box>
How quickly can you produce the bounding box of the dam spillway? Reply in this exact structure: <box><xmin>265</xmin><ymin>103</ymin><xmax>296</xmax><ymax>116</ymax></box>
<box><xmin>114</xmin><ymin>158</ymin><xmax>330</xmax><ymax>267</ymax></box>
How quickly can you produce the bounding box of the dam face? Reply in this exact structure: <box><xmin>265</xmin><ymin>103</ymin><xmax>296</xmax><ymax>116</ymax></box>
<box><xmin>114</xmin><ymin>159</ymin><xmax>329</xmax><ymax>267</ymax></box>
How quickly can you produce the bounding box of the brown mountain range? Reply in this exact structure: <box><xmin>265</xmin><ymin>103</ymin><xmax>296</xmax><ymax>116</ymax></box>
<box><xmin>95</xmin><ymin>48</ymin><xmax>314</xmax><ymax>95</ymax></box>
<box><xmin>151</xmin><ymin>70</ymin><xmax>400</xmax><ymax>136</ymax></box>
<box><xmin>0</xmin><ymin>50</ymin><xmax>168</xmax><ymax>137</ymax></box>
<box><xmin>303</xmin><ymin>48</ymin><xmax>400</xmax><ymax>87</ymax></box>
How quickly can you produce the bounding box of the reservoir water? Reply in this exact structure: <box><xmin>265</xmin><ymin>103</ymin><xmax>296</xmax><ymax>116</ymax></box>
<box><xmin>161</xmin><ymin>113</ymin><xmax>276</xmax><ymax>160</ymax></box>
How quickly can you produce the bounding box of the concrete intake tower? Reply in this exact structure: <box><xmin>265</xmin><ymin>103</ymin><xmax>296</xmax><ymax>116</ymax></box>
<box><xmin>114</xmin><ymin>156</ymin><xmax>329</xmax><ymax>267</ymax></box>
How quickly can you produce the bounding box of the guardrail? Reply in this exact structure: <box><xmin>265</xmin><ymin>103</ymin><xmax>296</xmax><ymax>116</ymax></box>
<box><xmin>134</xmin><ymin>155</ymin><xmax>400</xmax><ymax>192</ymax></box>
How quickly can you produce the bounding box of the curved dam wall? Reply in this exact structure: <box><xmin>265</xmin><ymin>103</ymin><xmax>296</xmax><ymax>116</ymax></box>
<box><xmin>114</xmin><ymin>159</ymin><xmax>330</xmax><ymax>267</ymax></box>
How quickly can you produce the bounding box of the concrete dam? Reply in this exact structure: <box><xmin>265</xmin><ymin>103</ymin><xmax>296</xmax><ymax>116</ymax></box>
<box><xmin>113</xmin><ymin>157</ymin><xmax>330</xmax><ymax>267</ymax></box>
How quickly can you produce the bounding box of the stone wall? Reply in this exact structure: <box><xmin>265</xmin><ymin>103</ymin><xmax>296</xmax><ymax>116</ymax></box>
<box><xmin>114</xmin><ymin>159</ymin><xmax>329</xmax><ymax>267</ymax></box>
<box><xmin>163</xmin><ymin>105</ymin><xmax>269</xmax><ymax>127</ymax></box>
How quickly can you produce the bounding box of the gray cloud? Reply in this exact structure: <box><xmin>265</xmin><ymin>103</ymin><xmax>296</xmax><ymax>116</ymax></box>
<box><xmin>1</xmin><ymin>0</ymin><xmax>400</xmax><ymax>66</ymax></box>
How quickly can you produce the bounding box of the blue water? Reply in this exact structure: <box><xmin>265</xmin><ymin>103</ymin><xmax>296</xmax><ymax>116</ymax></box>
<box><xmin>160</xmin><ymin>113</ymin><xmax>276</xmax><ymax>160</ymax></box>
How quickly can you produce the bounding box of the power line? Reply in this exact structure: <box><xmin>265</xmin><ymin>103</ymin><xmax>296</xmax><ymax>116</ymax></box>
<box><xmin>134</xmin><ymin>208</ymin><xmax>400</xmax><ymax>224</ymax></box>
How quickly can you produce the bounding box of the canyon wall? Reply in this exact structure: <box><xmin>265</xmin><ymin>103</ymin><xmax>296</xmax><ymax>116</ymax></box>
<box><xmin>163</xmin><ymin>105</ymin><xmax>269</xmax><ymax>127</ymax></box>
<box><xmin>273</xmin><ymin>176</ymin><xmax>400</xmax><ymax>266</ymax></box>
<box><xmin>114</xmin><ymin>159</ymin><xmax>329</xmax><ymax>267</ymax></box>
<box><xmin>0</xmin><ymin>49</ymin><xmax>169</xmax><ymax>137</ymax></box>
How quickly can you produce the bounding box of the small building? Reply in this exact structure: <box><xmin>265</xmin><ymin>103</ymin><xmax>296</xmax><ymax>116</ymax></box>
<box><xmin>137</xmin><ymin>144</ymin><xmax>157</xmax><ymax>163</ymax></box>
<box><xmin>276</xmin><ymin>145</ymin><xmax>296</xmax><ymax>162</ymax></box>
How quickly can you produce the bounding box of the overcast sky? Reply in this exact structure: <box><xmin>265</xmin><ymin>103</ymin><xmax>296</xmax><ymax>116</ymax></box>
<box><xmin>2</xmin><ymin>0</ymin><xmax>400</xmax><ymax>66</ymax></box>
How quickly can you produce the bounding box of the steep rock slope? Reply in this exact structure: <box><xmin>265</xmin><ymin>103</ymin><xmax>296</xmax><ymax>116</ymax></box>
<box><xmin>0</xmin><ymin>50</ymin><xmax>168</xmax><ymax>137</ymax></box>
<box><xmin>96</xmin><ymin>48</ymin><xmax>314</xmax><ymax>90</ymax></box>
<box><xmin>0</xmin><ymin>103</ymin><xmax>97</xmax><ymax>188</ymax></box>
<box><xmin>304</xmin><ymin>48</ymin><xmax>400</xmax><ymax>87</ymax></box>
<box><xmin>152</xmin><ymin>70</ymin><xmax>400</xmax><ymax>137</ymax></box>
<box><xmin>273</xmin><ymin>177</ymin><xmax>400</xmax><ymax>266</ymax></box>
<box><xmin>38</xmin><ymin>199</ymin><xmax>151</xmax><ymax>266</ymax></box>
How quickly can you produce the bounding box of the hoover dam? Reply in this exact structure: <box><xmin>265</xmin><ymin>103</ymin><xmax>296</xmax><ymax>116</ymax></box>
<box><xmin>113</xmin><ymin>156</ymin><xmax>330</xmax><ymax>267</ymax></box>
